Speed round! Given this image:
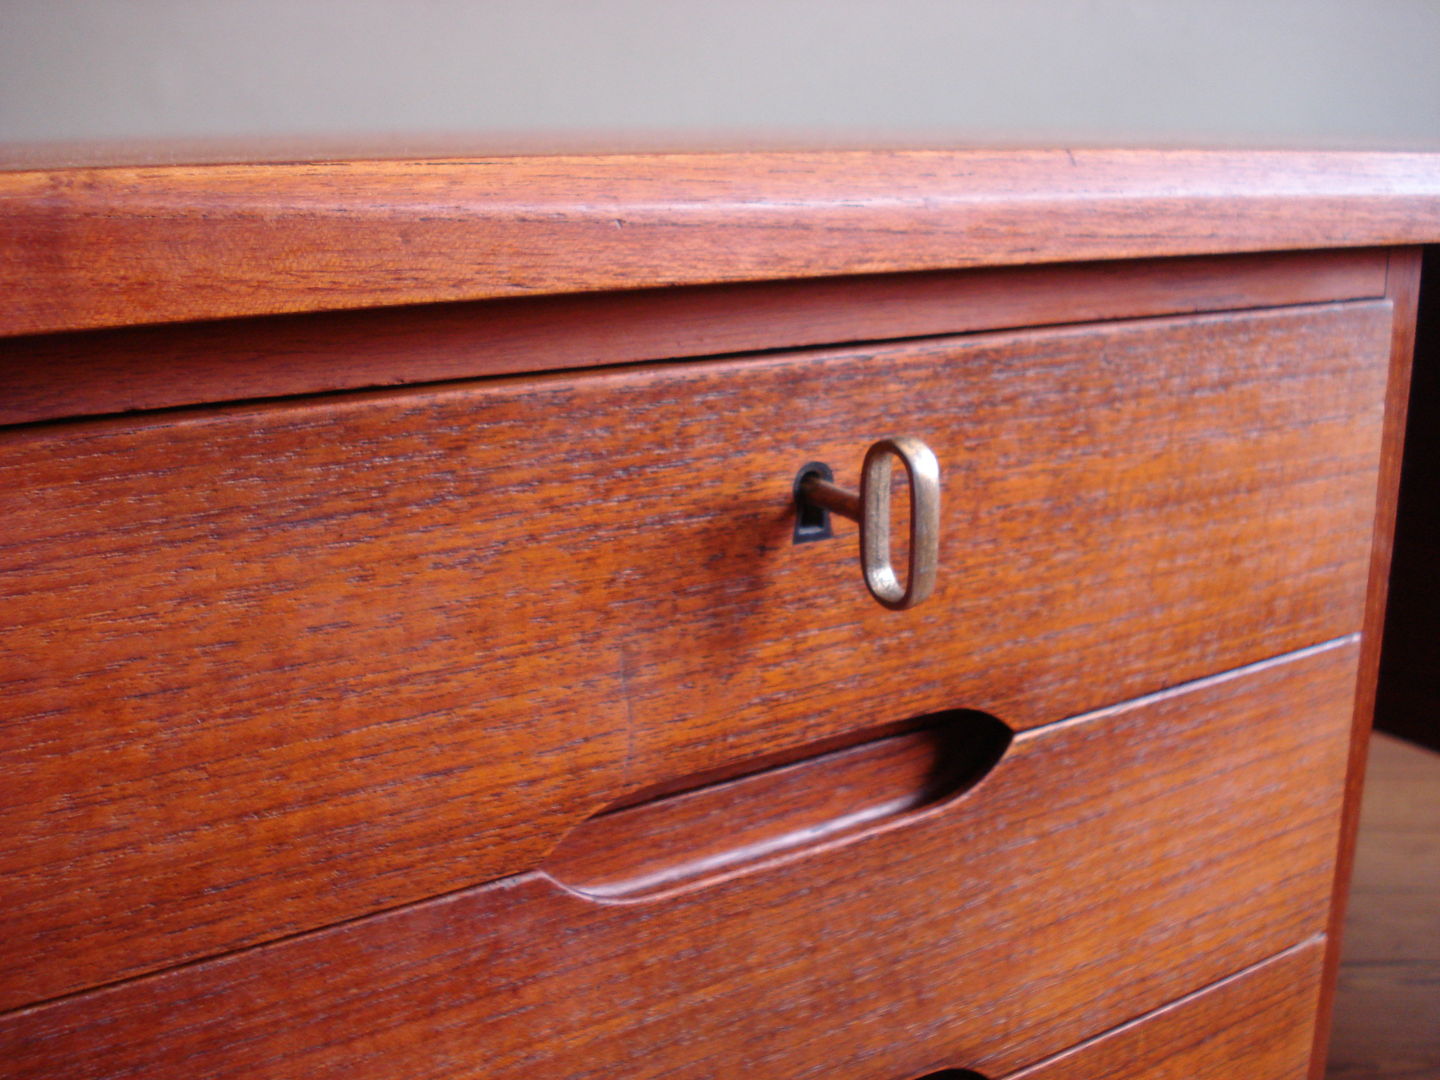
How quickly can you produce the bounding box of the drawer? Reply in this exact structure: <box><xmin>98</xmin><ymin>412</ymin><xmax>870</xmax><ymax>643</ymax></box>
<box><xmin>998</xmin><ymin>939</ymin><xmax>1324</xmax><ymax>1080</ymax></box>
<box><xmin>0</xmin><ymin>299</ymin><xmax>1390</xmax><ymax>1006</ymax></box>
<box><xmin>3</xmin><ymin>639</ymin><xmax>1356</xmax><ymax>1078</ymax></box>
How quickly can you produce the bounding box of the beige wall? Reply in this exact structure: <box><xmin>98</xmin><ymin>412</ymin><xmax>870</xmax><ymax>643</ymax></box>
<box><xmin>2</xmin><ymin>0</ymin><xmax>1438</xmax><ymax>146</ymax></box>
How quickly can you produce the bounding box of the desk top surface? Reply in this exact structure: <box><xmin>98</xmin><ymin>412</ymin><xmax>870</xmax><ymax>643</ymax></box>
<box><xmin>6</xmin><ymin>146</ymin><xmax>1440</xmax><ymax>338</ymax></box>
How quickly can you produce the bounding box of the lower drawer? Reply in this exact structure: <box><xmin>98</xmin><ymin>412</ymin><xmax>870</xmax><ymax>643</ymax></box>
<box><xmin>5</xmin><ymin>639</ymin><xmax>1355</xmax><ymax>1079</ymax></box>
<box><xmin>998</xmin><ymin>938</ymin><xmax>1325</xmax><ymax>1080</ymax></box>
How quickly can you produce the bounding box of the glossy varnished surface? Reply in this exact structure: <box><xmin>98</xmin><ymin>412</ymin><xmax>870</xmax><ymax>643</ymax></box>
<box><xmin>1</xmin><ymin>643</ymin><xmax>1357</xmax><ymax>1079</ymax></box>
<box><xmin>0</xmin><ymin>149</ymin><xmax>1421</xmax><ymax>1080</ymax></box>
<box><xmin>0</xmin><ymin>301</ymin><xmax>1392</xmax><ymax>1007</ymax></box>
<box><xmin>4</xmin><ymin>149</ymin><xmax>1440</xmax><ymax>336</ymax></box>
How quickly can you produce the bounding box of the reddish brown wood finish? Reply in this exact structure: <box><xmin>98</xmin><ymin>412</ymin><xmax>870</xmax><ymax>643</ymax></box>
<box><xmin>1006</xmin><ymin>939</ymin><xmax>1325</xmax><ymax>1080</ymax></box>
<box><xmin>544</xmin><ymin>711</ymin><xmax>1010</xmax><ymax>899</ymax></box>
<box><xmin>0</xmin><ymin>249</ymin><xmax>1387</xmax><ymax>428</ymax></box>
<box><xmin>1308</xmin><ymin>248</ymin><xmax>1424</xmax><ymax>1078</ymax></box>
<box><xmin>0</xmin><ymin>301</ymin><xmax>1392</xmax><ymax>1008</ymax></box>
<box><xmin>0</xmin><ymin>642</ymin><xmax>1357</xmax><ymax>1080</ymax></box>
<box><xmin>4</xmin><ymin>149</ymin><xmax>1440</xmax><ymax>337</ymax></box>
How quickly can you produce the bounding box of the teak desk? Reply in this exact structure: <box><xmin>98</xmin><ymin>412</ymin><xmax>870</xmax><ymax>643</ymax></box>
<box><xmin>2</xmin><ymin>148</ymin><xmax>1437</xmax><ymax>1079</ymax></box>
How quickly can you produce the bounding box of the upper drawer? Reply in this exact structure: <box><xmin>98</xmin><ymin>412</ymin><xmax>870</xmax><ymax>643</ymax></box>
<box><xmin>0</xmin><ymin>299</ymin><xmax>1392</xmax><ymax>1007</ymax></box>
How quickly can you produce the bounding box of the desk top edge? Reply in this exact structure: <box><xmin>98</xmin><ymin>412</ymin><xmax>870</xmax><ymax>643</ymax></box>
<box><xmin>6</xmin><ymin>147</ymin><xmax>1440</xmax><ymax>338</ymax></box>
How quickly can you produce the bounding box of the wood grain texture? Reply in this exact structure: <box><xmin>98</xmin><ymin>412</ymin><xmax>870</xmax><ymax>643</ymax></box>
<box><xmin>0</xmin><ymin>641</ymin><xmax>1358</xmax><ymax>1080</ymax></box>
<box><xmin>0</xmin><ymin>249</ymin><xmax>1388</xmax><ymax>428</ymax></box>
<box><xmin>1309</xmin><ymin>248</ymin><xmax>1422</xmax><ymax>1079</ymax></box>
<box><xmin>543</xmin><ymin>711</ymin><xmax>1011</xmax><ymax>900</ymax></box>
<box><xmin>0</xmin><ymin>301</ymin><xmax>1393</xmax><ymax>1008</ymax></box>
<box><xmin>3</xmin><ymin>149</ymin><xmax>1440</xmax><ymax>337</ymax></box>
<box><xmin>1006</xmin><ymin>939</ymin><xmax>1325</xmax><ymax>1080</ymax></box>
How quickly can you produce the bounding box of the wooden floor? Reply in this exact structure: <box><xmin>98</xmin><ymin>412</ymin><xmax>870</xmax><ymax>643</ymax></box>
<box><xmin>1326</xmin><ymin>732</ymin><xmax>1440</xmax><ymax>1079</ymax></box>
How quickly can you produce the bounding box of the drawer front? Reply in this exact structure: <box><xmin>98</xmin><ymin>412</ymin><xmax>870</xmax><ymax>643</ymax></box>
<box><xmin>0</xmin><ymin>300</ymin><xmax>1390</xmax><ymax>1005</ymax></box>
<box><xmin>4</xmin><ymin>640</ymin><xmax>1356</xmax><ymax>1079</ymax></box>
<box><xmin>1002</xmin><ymin>939</ymin><xmax>1325</xmax><ymax>1080</ymax></box>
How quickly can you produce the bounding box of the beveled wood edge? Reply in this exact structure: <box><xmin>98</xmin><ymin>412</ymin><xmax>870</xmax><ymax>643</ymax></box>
<box><xmin>1307</xmin><ymin>247</ymin><xmax>1424</xmax><ymax>1079</ymax></box>
<box><xmin>4</xmin><ymin>149</ymin><xmax>1440</xmax><ymax>337</ymax></box>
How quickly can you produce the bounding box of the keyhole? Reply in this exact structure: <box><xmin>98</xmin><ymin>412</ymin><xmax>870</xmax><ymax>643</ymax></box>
<box><xmin>793</xmin><ymin>461</ymin><xmax>835</xmax><ymax>543</ymax></box>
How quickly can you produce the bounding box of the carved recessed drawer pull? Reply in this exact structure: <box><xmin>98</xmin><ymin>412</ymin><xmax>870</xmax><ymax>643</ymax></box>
<box><xmin>543</xmin><ymin>709</ymin><xmax>1011</xmax><ymax>901</ymax></box>
<box><xmin>797</xmin><ymin>435</ymin><xmax>941</xmax><ymax>611</ymax></box>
